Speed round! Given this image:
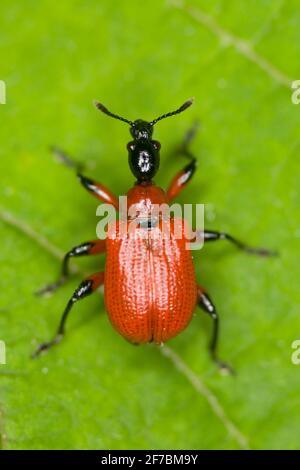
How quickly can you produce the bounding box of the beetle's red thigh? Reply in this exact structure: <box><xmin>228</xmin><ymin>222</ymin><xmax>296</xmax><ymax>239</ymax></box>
<box><xmin>78</xmin><ymin>174</ymin><xmax>119</xmax><ymax>209</ymax></box>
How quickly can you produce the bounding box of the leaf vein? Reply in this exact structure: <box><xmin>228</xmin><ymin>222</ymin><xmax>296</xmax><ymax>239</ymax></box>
<box><xmin>170</xmin><ymin>0</ymin><xmax>291</xmax><ymax>88</ymax></box>
<box><xmin>160</xmin><ymin>346</ymin><xmax>250</xmax><ymax>450</ymax></box>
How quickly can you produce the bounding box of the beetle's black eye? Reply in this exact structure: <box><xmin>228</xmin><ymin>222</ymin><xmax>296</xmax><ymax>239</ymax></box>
<box><xmin>127</xmin><ymin>142</ymin><xmax>135</xmax><ymax>152</ymax></box>
<box><xmin>152</xmin><ymin>140</ymin><xmax>161</xmax><ymax>151</ymax></box>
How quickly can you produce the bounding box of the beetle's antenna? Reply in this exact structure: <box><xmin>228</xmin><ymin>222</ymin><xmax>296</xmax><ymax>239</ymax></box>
<box><xmin>150</xmin><ymin>98</ymin><xmax>194</xmax><ymax>126</ymax></box>
<box><xmin>94</xmin><ymin>101</ymin><xmax>133</xmax><ymax>125</ymax></box>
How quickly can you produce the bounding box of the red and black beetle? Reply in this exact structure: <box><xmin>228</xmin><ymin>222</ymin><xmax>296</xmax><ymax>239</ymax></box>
<box><xmin>33</xmin><ymin>99</ymin><xmax>276</xmax><ymax>373</ymax></box>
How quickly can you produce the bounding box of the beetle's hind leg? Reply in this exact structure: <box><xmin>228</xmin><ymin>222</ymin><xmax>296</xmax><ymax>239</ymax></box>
<box><xmin>202</xmin><ymin>230</ymin><xmax>278</xmax><ymax>257</ymax></box>
<box><xmin>32</xmin><ymin>272</ymin><xmax>104</xmax><ymax>358</ymax></box>
<box><xmin>197</xmin><ymin>285</ymin><xmax>234</xmax><ymax>375</ymax></box>
<box><xmin>36</xmin><ymin>239</ymin><xmax>106</xmax><ymax>296</ymax></box>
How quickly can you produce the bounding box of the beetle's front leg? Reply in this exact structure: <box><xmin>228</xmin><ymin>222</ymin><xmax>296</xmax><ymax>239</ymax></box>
<box><xmin>32</xmin><ymin>272</ymin><xmax>104</xmax><ymax>358</ymax></box>
<box><xmin>50</xmin><ymin>147</ymin><xmax>119</xmax><ymax>208</ymax></box>
<box><xmin>36</xmin><ymin>239</ymin><xmax>106</xmax><ymax>296</ymax></box>
<box><xmin>166</xmin><ymin>123</ymin><xmax>198</xmax><ymax>201</ymax></box>
<box><xmin>202</xmin><ymin>230</ymin><xmax>278</xmax><ymax>257</ymax></box>
<box><xmin>197</xmin><ymin>286</ymin><xmax>234</xmax><ymax>375</ymax></box>
<box><xmin>78</xmin><ymin>174</ymin><xmax>119</xmax><ymax>209</ymax></box>
<box><xmin>51</xmin><ymin>146</ymin><xmax>84</xmax><ymax>172</ymax></box>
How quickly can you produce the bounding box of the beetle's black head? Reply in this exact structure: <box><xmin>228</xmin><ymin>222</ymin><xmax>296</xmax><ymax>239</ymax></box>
<box><xmin>94</xmin><ymin>98</ymin><xmax>194</xmax><ymax>183</ymax></box>
<box><xmin>130</xmin><ymin>119</ymin><xmax>153</xmax><ymax>140</ymax></box>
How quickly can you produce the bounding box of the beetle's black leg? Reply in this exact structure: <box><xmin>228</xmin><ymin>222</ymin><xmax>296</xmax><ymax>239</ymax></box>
<box><xmin>36</xmin><ymin>239</ymin><xmax>106</xmax><ymax>296</ymax></box>
<box><xmin>202</xmin><ymin>230</ymin><xmax>278</xmax><ymax>257</ymax></box>
<box><xmin>51</xmin><ymin>146</ymin><xmax>84</xmax><ymax>172</ymax></box>
<box><xmin>197</xmin><ymin>286</ymin><xmax>234</xmax><ymax>375</ymax></box>
<box><xmin>32</xmin><ymin>272</ymin><xmax>104</xmax><ymax>358</ymax></box>
<box><xmin>166</xmin><ymin>122</ymin><xmax>199</xmax><ymax>201</ymax></box>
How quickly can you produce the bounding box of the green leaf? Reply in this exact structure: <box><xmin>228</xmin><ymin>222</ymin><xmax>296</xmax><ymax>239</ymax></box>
<box><xmin>1</xmin><ymin>0</ymin><xmax>300</xmax><ymax>450</ymax></box>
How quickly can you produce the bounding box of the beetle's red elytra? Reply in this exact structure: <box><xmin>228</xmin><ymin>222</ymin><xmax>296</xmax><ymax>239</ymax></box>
<box><xmin>33</xmin><ymin>99</ymin><xmax>277</xmax><ymax>373</ymax></box>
